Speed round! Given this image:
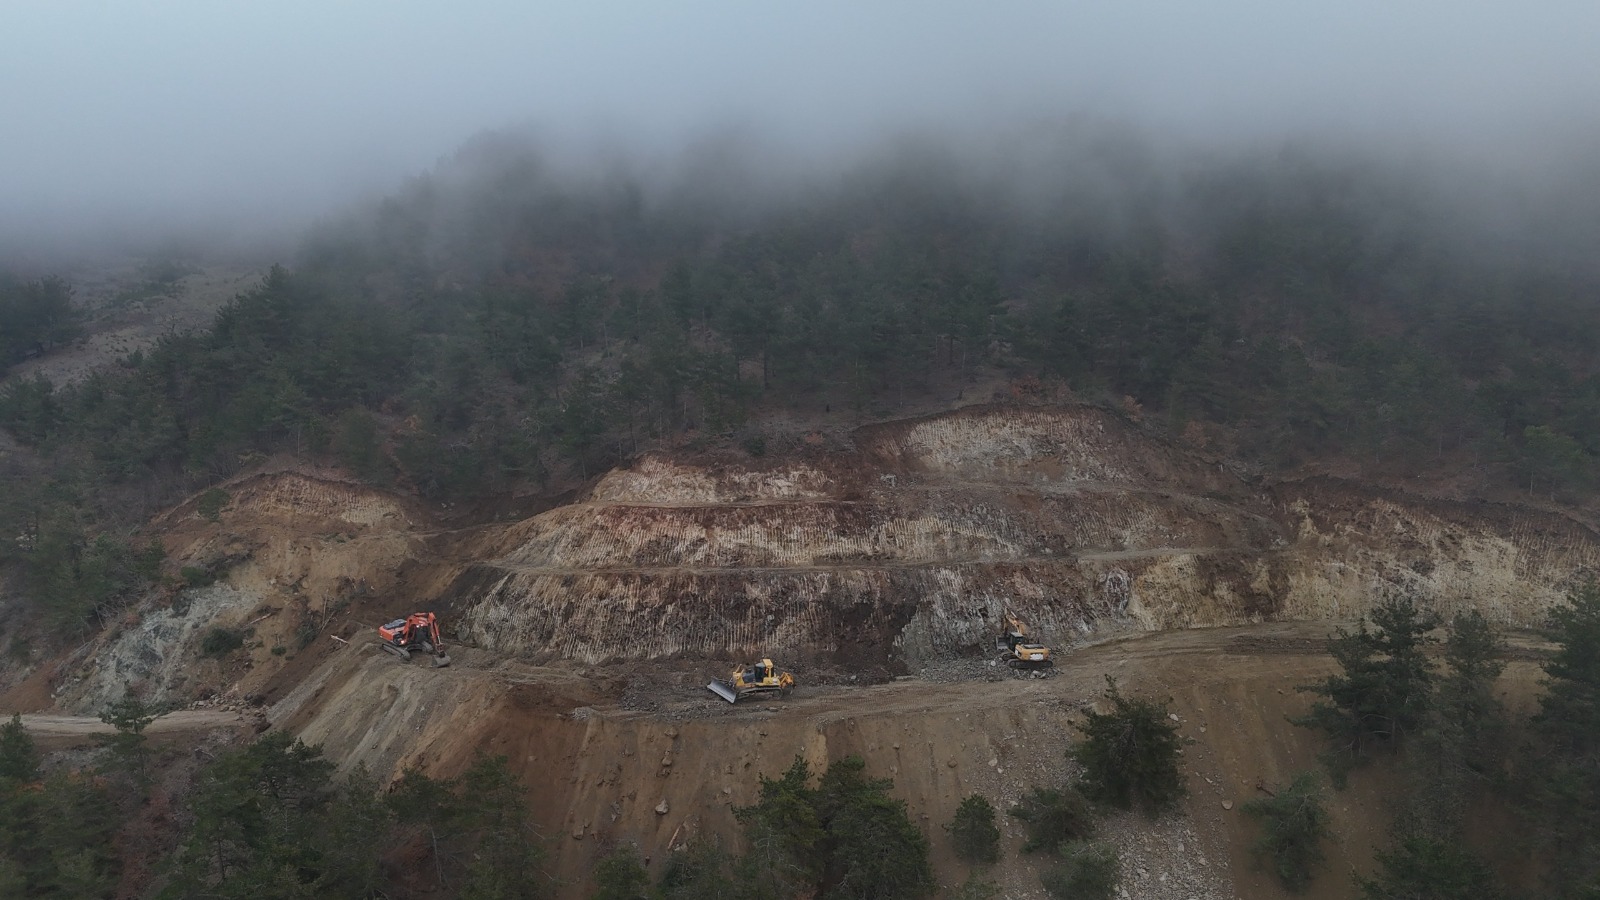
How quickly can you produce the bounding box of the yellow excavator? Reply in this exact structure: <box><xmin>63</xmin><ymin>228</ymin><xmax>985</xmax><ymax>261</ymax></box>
<box><xmin>707</xmin><ymin>658</ymin><xmax>794</xmax><ymax>703</ymax></box>
<box><xmin>996</xmin><ymin>610</ymin><xmax>1053</xmax><ymax>669</ymax></box>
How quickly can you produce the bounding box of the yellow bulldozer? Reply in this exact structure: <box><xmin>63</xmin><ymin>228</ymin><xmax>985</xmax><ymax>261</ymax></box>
<box><xmin>707</xmin><ymin>658</ymin><xmax>794</xmax><ymax>703</ymax></box>
<box><xmin>996</xmin><ymin>610</ymin><xmax>1053</xmax><ymax>669</ymax></box>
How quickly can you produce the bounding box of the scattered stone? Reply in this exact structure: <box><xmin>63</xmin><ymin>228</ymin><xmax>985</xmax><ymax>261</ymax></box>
<box><xmin>655</xmin><ymin>800</ymin><xmax>669</xmax><ymax>815</ymax></box>
<box><xmin>1221</xmin><ymin>800</ymin><xmax>1233</xmax><ymax>810</ymax></box>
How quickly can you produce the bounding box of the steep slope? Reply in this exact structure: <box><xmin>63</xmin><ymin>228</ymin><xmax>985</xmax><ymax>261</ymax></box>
<box><xmin>269</xmin><ymin>621</ymin><xmax>1552</xmax><ymax>899</ymax></box>
<box><xmin>6</xmin><ymin>401</ymin><xmax>1592</xmax><ymax>899</ymax></box>
<box><xmin>444</xmin><ymin>404</ymin><xmax>1597</xmax><ymax>668</ymax></box>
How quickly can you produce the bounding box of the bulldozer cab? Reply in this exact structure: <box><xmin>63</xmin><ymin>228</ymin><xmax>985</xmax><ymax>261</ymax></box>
<box><xmin>741</xmin><ymin>659</ymin><xmax>773</xmax><ymax>685</ymax></box>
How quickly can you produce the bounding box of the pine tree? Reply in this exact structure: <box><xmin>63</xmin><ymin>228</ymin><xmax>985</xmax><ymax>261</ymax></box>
<box><xmin>1070</xmin><ymin>677</ymin><xmax>1187</xmax><ymax>812</ymax></box>
<box><xmin>946</xmin><ymin>794</ymin><xmax>1002</xmax><ymax>865</ymax></box>
<box><xmin>1526</xmin><ymin>581</ymin><xmax>1600</xmax><ymax>897</ymax></box>
<box><xmin>732</xmin><ymin>756</ymin><xmax>824</xmax><ymax>893</ymax></box>
<box><xmin>0</xmin><ymin>714</ymin><xmax>39</xmax><ymax>783</ymax></box>
<box><xmin>1359</xmin><ymin>834</ymin><xmax>1500</xmax><ymax>900</ymax></box>
<box><xmin>1404</xmin><ymin>610</ymin><xmax>1506</xmax><ymax>835</ymax></box>
<box><xmin>1295</xmin><ymin>592</ymin><xmax>1439</xmax><ymax>777</ymax></box>
<box><xmin>731</xmin><ymin>755</ymin><xmax>934</xmax><ymax>900</ymax></box>
<box><xmin>98</xmin><ymin>690</ymin><xmax>158</xmax><ymax>794</ymax></box>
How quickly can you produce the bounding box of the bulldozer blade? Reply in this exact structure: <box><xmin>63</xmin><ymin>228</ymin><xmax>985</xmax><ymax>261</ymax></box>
<box><xmin>707</xmin><ymin>681</ymin><xmax>739</xmax><ymax>703</ymax></box>
<box><xmin>431</xmin><ymin>653</ymin><xmax>451</xmax><ymax>668</ymax></box>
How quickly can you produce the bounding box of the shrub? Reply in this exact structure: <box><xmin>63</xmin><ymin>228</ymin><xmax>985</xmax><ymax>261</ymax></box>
<box><xmin>1243</xmin><ymin>771</ymin><xmax>1330</xmax><ymax>893</ymax></box>
<box><xmin>1359</xmin><ymin>833</ymin><xmax>1500</xmax><ymax>900</ymax></box>
<box><xmin>180</xmin><ymin>566</ymin><xmax>214</xmax><ymax>588</ymax></box>
<box><xmin>593</xmin><ymin>845</ymin><xmax>651</xmax><ymax>900</ymax></box>
<box><xmin>1040</xmin><ymin>842</ymin><xmax>1119</xmax><ymax>900</ymax></box>
<box><xmin>656</xmin><ymin>837</ymin><xmax>734</xmax><ymax>900</ymax></box>
<box><xmin>951</xmin><ymin>869</ymin><xmax>1001</xmax><ymax>900</ymax></box>
<box><xmin>1009</xmin><ymin>786</ymin><xmax>1096</xmax><ymax>854</ymax></box>
<box><xmin>199</xmin><ymin>626</ymin><xmax>244</xmax><ymax>658</ymax></box>
<box><xmin>947</xmin><ymin>794</ymin><xmax>1001</xmax><ymax>865</ymax></box>
<box><xmin>295</xmin><ymin>618</ymin><xmax>320</xmax><ymax>650</ymax></box>
<box><xmin>196</xmin><ymin>488</ymin><xmax>229</xmax><ymax>522</ymax></box>
<box><xmin>1071</xmin><ymin>677</ymin><xmax>1187</xmax><ymax>812</ymax></box>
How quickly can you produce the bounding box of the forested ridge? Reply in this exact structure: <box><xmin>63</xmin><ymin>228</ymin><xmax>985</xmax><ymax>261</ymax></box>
<box><xmin>2</xmin><ymin>130</ymin><xmax>1598</xmax><ymax>638</ymax></box>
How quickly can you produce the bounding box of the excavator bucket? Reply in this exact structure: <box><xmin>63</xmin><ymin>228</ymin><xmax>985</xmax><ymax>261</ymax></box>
<box><xmin>431</xmin><ymin>652</ymin><xmax>451</xmax><ymax>668</ymax></box>
<box><xmin>707</xmin><ymin>680</ymin><xmax>739</xmax><ymax>703</ymax></box>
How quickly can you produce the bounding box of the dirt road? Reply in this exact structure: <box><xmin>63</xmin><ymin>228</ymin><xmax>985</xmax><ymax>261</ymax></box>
<box><xmin>16</xmin><ymin>709</ymin><xmax>248</xmax><ymax>748</ymax></box>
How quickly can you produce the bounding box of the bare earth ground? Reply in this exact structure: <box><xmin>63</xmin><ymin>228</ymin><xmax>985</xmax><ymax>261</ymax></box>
<box><xmin>266</xmin><ymin>621</ymin><xmax>1551</xmax><ymax>899</ymax></box>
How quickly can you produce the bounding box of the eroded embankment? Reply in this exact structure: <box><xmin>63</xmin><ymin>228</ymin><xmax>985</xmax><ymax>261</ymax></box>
<box><xmin>31</xmin><ymin>469</ymin><xmax>430</xmax><ymax>713</ymax></box>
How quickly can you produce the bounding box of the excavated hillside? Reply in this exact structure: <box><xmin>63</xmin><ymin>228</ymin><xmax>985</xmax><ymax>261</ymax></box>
<box><xmin>441</xmin><ymin>405</ymin><xmax>1595</xmax><ymax>669</ymax></box>
<box><xmin>5</xmin><ymin>403</ymin><xmax>1594</xmax><ymax>898</ymax></box>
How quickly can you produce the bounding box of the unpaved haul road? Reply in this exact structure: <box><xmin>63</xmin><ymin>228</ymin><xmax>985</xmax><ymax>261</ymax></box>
<box><xmin>16</xmin><ymin>710</ymin><xmax>247</xmax><ymax>747</ymax></box>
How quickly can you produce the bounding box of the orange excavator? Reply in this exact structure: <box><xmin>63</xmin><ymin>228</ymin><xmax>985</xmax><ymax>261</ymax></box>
<box><xmin>377</xmin><ymin>612</ymin><xmax>451</xmax><ymax>667</ymax></box>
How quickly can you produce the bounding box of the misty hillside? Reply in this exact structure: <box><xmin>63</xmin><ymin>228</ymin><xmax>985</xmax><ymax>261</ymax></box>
<box><xmin>2</xmin><ymin>129</ymin><xmax>1598</xmax><ymax>639</ymax></box>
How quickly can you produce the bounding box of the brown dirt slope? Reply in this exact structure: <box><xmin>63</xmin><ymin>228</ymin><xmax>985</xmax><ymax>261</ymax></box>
<box><xmin>269</xmin><ymin>621</ymin><xmax>1551</xmax><ymax>899</ymax></box>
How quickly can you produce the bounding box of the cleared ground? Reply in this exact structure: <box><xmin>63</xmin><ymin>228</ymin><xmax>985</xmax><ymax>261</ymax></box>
<box><xmin>267</xmin><ymin>621</ymin><xmax>1549</xmax><ymax>899</ymax></box>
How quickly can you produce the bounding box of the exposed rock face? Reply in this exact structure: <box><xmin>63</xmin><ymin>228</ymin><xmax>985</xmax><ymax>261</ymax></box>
<box><xmin>449</xmin><ymin>405</ymin><xmax>1600</xmax><ymax>666</ymax></box>
<box><xmin>48</xmin><ymin>470</ymin><xmax>422</xmax><ymax>713</ymax></box>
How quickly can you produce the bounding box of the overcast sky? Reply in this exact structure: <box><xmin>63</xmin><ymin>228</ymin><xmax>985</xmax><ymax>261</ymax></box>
<box><xmin>3</xmin><ymin>1</ymin><xmax>1599</xmax><ymax>253</ymax></box>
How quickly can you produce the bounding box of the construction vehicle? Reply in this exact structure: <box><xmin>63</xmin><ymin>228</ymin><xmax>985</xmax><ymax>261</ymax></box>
<box><xmin>996</xmin><ymin>610</ymin><xmax>1053</xmax><ymax>669</ymax></box>
<box><xmin>707</xmin><ymin>658</ymin><xmax>794</xmax><ymax>703</ymax></box>
<box><xmin>377</xmin><ymin>612</ymin><xmax>451</xmax><ymax>667</ymax></box>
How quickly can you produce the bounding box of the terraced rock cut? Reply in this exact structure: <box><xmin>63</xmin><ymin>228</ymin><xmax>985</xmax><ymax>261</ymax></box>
<box><xmin>441</xmin><ymin>405</ymin><xmax>1600</xmax><ymax>666</ymax></box>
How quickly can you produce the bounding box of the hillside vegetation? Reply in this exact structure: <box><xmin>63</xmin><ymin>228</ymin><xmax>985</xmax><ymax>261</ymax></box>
<box><xmin>1</xmin><ymin>129</ymin><xmax>1598</xmax><ymax>645</ymax></box>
